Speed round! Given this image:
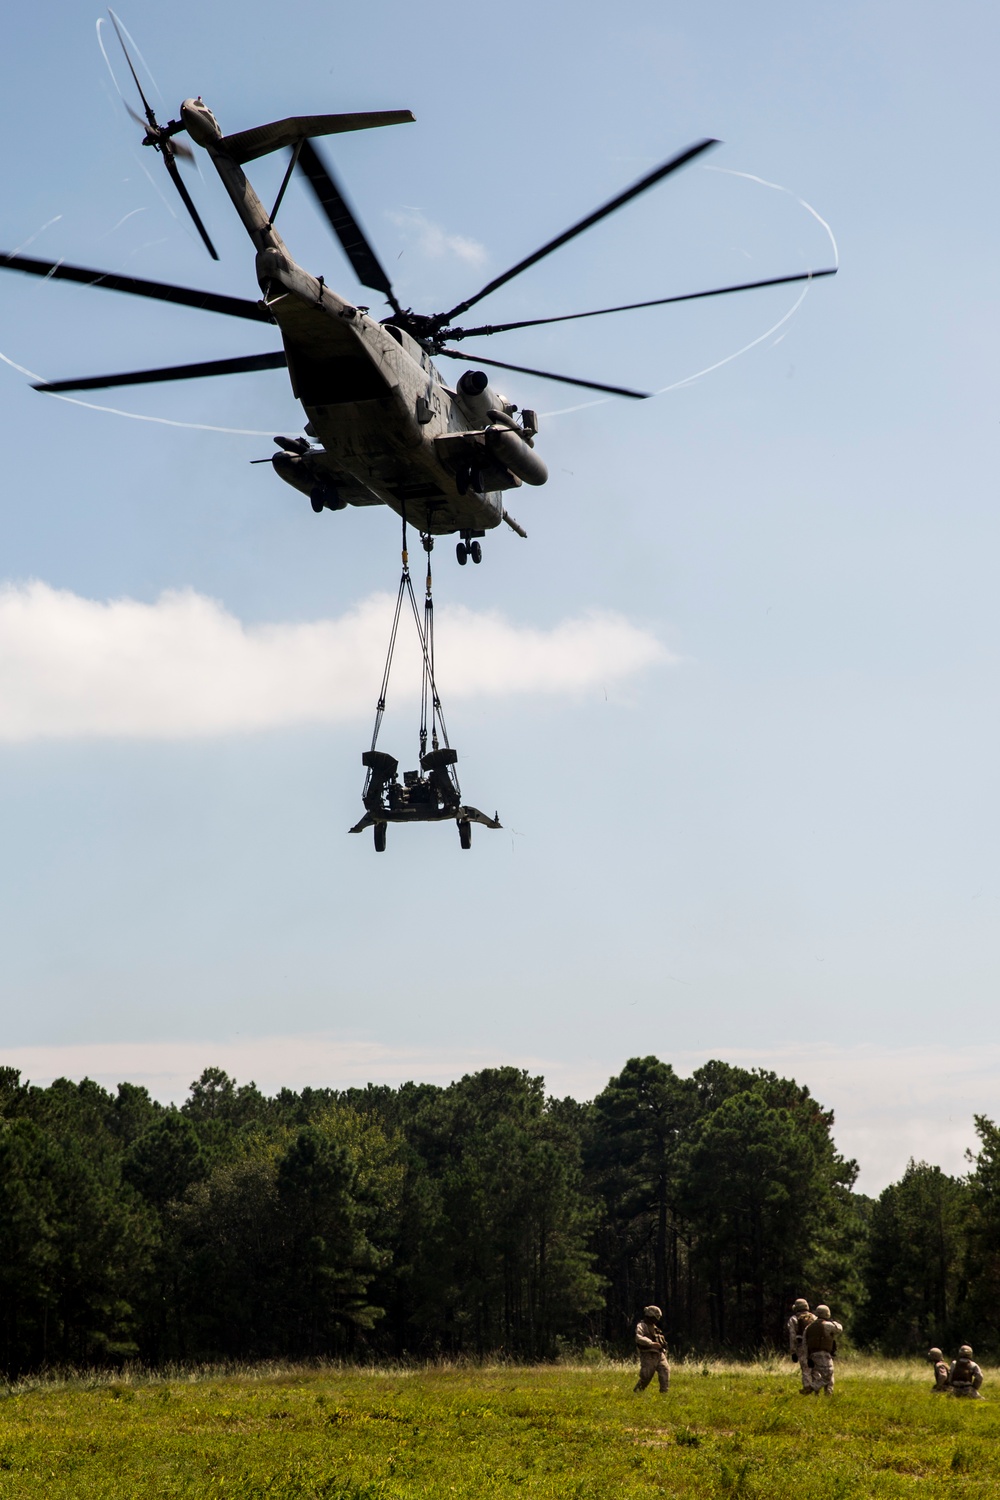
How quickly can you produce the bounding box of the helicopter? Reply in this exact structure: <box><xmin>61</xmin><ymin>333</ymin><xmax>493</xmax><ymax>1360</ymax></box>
<box><xmin>0</xmin><ymin>14</ymin><xmax>836</xmax><ymax>568</ymax></box>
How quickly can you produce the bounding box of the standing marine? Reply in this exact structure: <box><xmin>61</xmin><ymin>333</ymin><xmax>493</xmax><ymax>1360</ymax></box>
<box><xmin>634</xmin><ymin>1304</ymin><xmax>670</xmax><ymax>1394</ymax></box>
<box><xmin>927</xmin><ymin>1347</ymin><xmax>950</xmax><ymax>1392</ymax></box>
<box><xmin>804</xmin><ymin>1303</ymin><xmax>843</xmax><ymax>1396</ymax></box>
<box><xmin>948</xmin><ymin>1346</ymin><xmax>984</xmax><ymax>1398</ymax></box>
<box><xmin>787</xmin><ymin>1298</ymin><xmax>817</xmax><ymax>1393</ymax></box>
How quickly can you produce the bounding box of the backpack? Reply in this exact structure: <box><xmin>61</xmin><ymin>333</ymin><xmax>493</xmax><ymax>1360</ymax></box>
<box><xmin>952</xmin><ymin>1358</ymin><xmax>975</xmax><ymax>1383</ymax></box>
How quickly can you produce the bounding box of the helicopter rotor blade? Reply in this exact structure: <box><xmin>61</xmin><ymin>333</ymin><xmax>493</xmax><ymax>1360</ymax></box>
<box><xmin>296</xmin><ymin>138</ymin><xmax>399</xmax><ymax>307</ymax></box>
<box><xmin>437</xmin><ymin>348</ymin><xmax>649</xmax><ymax>400</ymax></box>
<box><xmin>108</xmin><ymin>9</ymin><xmax>157</xmax><ymax>128</ymax></box>
<box><xmin>109</xmin><ymin>9</ymin><xmax>216</xmax><ymax>257</ymax></box>
<box><xmin>0</xmin><ymin>253</ymin><xmax>272</xmax><ymax>321</ymax></box>
<box><xmin>444</xmin><ymin>267</ymin><xmax>839</xmax><ymax>340</ymax></box>
<box><xmin>436</xmin><ymin>138</ymin><xmax>719</xmax><ymax>328</ymax></box>
<box><xmin>32</xmin><ymin>350</ymin><xmax>287</xmax><ymax>394</ymax></box>
<box><xmin>161</xmin><ymin>148</ymin><xmax>219</xmax><ymax>260</ymax></box>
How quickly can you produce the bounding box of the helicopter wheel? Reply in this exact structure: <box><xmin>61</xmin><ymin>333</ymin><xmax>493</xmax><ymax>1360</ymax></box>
<box><xmin>470</xmin><ymin>540</ymin><xmax>482</xmax><ymax>565</ymax></box>
<box><xmin>310</xmin><ymin>491</ymin><xmax>325</xmax><ymax>514</ymax></box>
<box><xmin>374</xmin><ymin>823</ymin><xmax>387</xmax><ymax>853</ymax></box>
<box><xmin>458</xmin><ymin>819</ymin><xmax>472</xmax><ymax>850</ymax></box>
<box><xmin>456</xmin><ymin>542</ymin><xmax>468</xmax><ymax>566</ymax></box>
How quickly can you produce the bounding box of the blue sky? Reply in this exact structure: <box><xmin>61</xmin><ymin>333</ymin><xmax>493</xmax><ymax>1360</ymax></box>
<box><xmin>1</xmin><ymin>0</ymin><xmax>997</xmax><ymax>1192</ymax></box>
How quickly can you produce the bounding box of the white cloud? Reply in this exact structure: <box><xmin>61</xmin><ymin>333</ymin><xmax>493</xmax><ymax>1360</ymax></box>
<box><xmin>0</xmin><ymin>581</ymin><xmax>669</xmax><ymax>742</ymax></box>
<box><xmin>388</xmin><ymin>210</ymin><xmax>487</xmax><ymax>266</ymax></box>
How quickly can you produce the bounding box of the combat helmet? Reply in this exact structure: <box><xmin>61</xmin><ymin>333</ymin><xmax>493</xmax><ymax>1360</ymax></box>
<box><xmin>958</xmin><ymin>1345</ymin><xmax>973</xmax><ymax>1358</ymax></box>
<box><xmin>928</xmin><ymin>1348</ymin><xmax>944</xmax><ymax>1361</ymax></box>
<box><xmin>792</xmin><ymin>1298</ymin><xmax>809</xmax><ymax>1312</ymax></box>
<box><xmin>814</xmin><ymin>1304</ymin><xmax>831</xmax><ymax>1319</ymax></box>
<box><xmin>643</xmin><ymin>1305</ymin><xmax>663</xmax><ymax>1321</ymax></box>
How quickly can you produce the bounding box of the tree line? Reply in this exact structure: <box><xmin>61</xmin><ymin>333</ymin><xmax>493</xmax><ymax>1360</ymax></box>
<box><xmin>0</xmin><ymin>1058</ymin><xmax>994</xmax><ymax>1376</ymax></box>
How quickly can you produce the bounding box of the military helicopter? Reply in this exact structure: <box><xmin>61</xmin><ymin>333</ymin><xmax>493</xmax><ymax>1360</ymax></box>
<box><xmin>0</xmin><ymin>14</ymin><xmax>836</xmax><ymax>567</ymax></box>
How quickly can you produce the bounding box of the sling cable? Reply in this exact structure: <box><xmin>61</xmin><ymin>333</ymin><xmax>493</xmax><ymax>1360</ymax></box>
<box><xmin>349</xmin><ymin>515</ymin><xmax>501</xmax><ymax>852</ymax></box>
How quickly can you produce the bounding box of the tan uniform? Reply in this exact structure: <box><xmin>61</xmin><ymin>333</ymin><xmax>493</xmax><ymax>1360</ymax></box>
<box><xmin>787</xmin><ymin>1310</ymin><xmax>817</xmax><ymax>1391</ymax></box>
<box><xmin>932</xmin><ymin>1358</ymin><xmax>950</xmax><ymax>1392</ymax></box>
<box><xmin>948</xmin><ymin>1357</ymin><xmax>984</xmax><ymax>1397</ymax></box>
<box><xmin>804</xmin><ymin>1317</ymin><xmax>842</xmax><ymax>1395</ymax></box>
<box><xmin>634</xmin><ymin>1318</ymin><xmax>670</xmax><ymax>1393</ymax></box>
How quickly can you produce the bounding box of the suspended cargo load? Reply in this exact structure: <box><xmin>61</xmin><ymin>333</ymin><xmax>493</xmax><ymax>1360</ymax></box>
<box><xmin>350</xmin><ymin>530</ymin><xmax>501</xmax><ymax>851</ymax></box>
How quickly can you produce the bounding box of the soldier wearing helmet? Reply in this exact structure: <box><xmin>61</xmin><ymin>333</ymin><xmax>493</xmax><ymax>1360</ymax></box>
<box><xmin>787</xmin><ymin>1298</ymin><xmax>817</xmax><ymax>1393</ymax></box>
<box><xmin>634</xmin><ymin>1304</ymin><xmax>670</xmax><ymax>1394</ymax></box>
<box><xmin>927</xmin><ymin>1348</ymin><xmax>950</xmax><ymax>1392</ymax></box>
<box><xmin>803</xmin><ymin>1303</ymin><xmax>843</xmax><ymax>1396</ymax></box>
<box><xmin>948</xmin><ymin>1345</ymin><xmax>984</xmax><ymax>1398</ymax></box>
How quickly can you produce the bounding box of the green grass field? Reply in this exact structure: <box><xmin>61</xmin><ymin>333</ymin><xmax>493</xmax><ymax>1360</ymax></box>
<box><xmin>0</xmin><ymin>1357</ymin><xmax>995</xmax><ymax>1497</ymax></box>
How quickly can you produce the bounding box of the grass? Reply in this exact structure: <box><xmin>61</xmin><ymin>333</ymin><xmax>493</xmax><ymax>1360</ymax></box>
<box><xmin>0</xmin><ymin>1356</ymin><xmax>996</xmax><ymax>1497</ymax></box>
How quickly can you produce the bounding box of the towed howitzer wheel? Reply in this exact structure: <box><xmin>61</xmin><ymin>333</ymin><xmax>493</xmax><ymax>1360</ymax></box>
<box><xmin>374</xmin><ymin>822</ymin><xmax>387</xmax><ymax>852</ymax></box>
<box><xmin>458</xmin><ymin>818</ymin><xmax>472</xmax><ymax>850</ymax></box>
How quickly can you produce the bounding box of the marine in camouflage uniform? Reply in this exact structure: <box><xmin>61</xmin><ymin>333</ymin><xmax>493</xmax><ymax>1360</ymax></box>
<box><xmin>804</xmin><ymin>1303</ymin><xmax>842</xmax><ymax>1396</ymax></box>
<box><xmin>634</xmin><ymin>1304</ymin><xmax>670</xmax><ymax>1393</ymax></box>
<box><xmin>948</xmin><ymin>1345</ymin><xmax>984</xmax><ymax>1398</ymax></box>
<box><xmin>927</xmin><ymin>1347</ymin><xmax>950</xmax><ymax>1392</ymax></box>
<box><xmin>787</xmin><ymin>1298</ymin><xmax>817</xmax><ymax>1393</ymax></box>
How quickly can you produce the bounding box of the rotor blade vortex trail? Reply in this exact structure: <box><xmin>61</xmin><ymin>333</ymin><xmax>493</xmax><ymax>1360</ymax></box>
<box><xmin>438</xmin><ymin>138</ymin><xmax>719</xmax><ymax>325</ymax></box>
<box><xmin>0</xmin><ymin>255</ymin><xmax>273</xmax><ymax>321</ymax></box>
<box><xmin>445</xmin><ymin>268</ymin><xmax>839</xmax><ymax>340</ymax></box>
<box><xmin>296</xmin><ymin>139</ymin><xmax>398</xmax><ymax>304</ymax></box>
<box><xmin>32</xmin><ymin>350</ymin><xmax>287</xmax><ymax>393</ymax></box>
<box><xmin>437</xmin><ymin>349</ymin><xmax>649</xmax><ymax>399</ymax></box>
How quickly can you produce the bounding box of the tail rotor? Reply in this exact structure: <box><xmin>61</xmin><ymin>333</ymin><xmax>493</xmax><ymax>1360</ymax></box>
<box><xmin>106</xmin><ymin>9</ymin><xmax>218</xmax><ymax>259</ymax></box>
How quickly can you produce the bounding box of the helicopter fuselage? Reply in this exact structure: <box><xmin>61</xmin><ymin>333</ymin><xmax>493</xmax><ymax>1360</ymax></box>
<box><xmin>183</xmin><ymin>97</ymin><xmax>542</xmax><ymax>538</ymax></box>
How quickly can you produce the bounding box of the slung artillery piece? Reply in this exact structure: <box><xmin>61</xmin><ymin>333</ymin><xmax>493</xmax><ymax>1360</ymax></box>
<box><xmin>350</xmin><ymin>532</ymin><xmax>501</xmax><ymax>851</ymax></box>
<box><xmin>0</xmin><ymin>11</ymin><xmax>837</xmax><ymax>568</ymax></box>
<box><xmin>351</xmin><ymin>749</ymin><xmax>501</xmax><ymax>853</ymax></box>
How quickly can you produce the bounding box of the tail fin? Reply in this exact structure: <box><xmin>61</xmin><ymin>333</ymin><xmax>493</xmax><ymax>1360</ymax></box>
<box><xmin>219</xmin><ymin>111</ymin><xmax>414</xmax><ymax>164</ymax></box>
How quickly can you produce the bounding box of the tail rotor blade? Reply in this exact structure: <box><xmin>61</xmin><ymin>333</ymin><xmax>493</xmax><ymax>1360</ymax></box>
<box><xmin>162</xmin><ymin>150</ymin><xmax>219</xmax><ymax>260</ymax></box>
<box><xmin>108</xmin><ymin>9</ymin><xmax>157</xmax><ymax>128</ymax></box>
<box><xmin>108</xmin><ymin>9</ymin><xmax>215</xmax><ymax>258</ymax></box>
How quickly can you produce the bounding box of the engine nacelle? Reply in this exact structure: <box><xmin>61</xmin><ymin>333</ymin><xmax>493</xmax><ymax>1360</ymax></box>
<box><xmin>455</xmin><ymin>369</ymin><xmax>504</xmax><ymax>425</ymax></box>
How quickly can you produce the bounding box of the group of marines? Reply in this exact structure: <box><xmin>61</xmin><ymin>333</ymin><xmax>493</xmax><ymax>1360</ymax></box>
<box><xmin>927</xmin><ymin>1344</ymin><xmax>985</xmax><ymax>1397</ymax></box>
<box><xmin>631</xmin><ymin>1298</ymin><xmax>986</xmax><ymax>1398</ymax></box>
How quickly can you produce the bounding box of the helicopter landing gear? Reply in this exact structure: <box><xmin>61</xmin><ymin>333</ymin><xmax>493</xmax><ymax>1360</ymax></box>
<box><xmin>456</xmin><ymin>534</ymin><xmax>484</xmax><ymax>566</ymax></box>
<box><xmin>310</xmin><ymin>490</ymin><xmax>325</xmax><ymax>514</ymax></box>
<box><xmin>456</xmin><ymin>541</ymin><xmax>468</xmax><ymax>565</ymax></box>
<box><xmin>469</xmin><ymin>540</ymin><xmax>482</xmax><ymax>565</ymax></box>
<box><xmin>374</xmin><ymin>822</ymin><xmax>387</xmax><ymax>852</ymax></box>
<box><xmin>458</xmin><ymin>819</ymin><xmax>472</xmax><ymax>850</ymax></box>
